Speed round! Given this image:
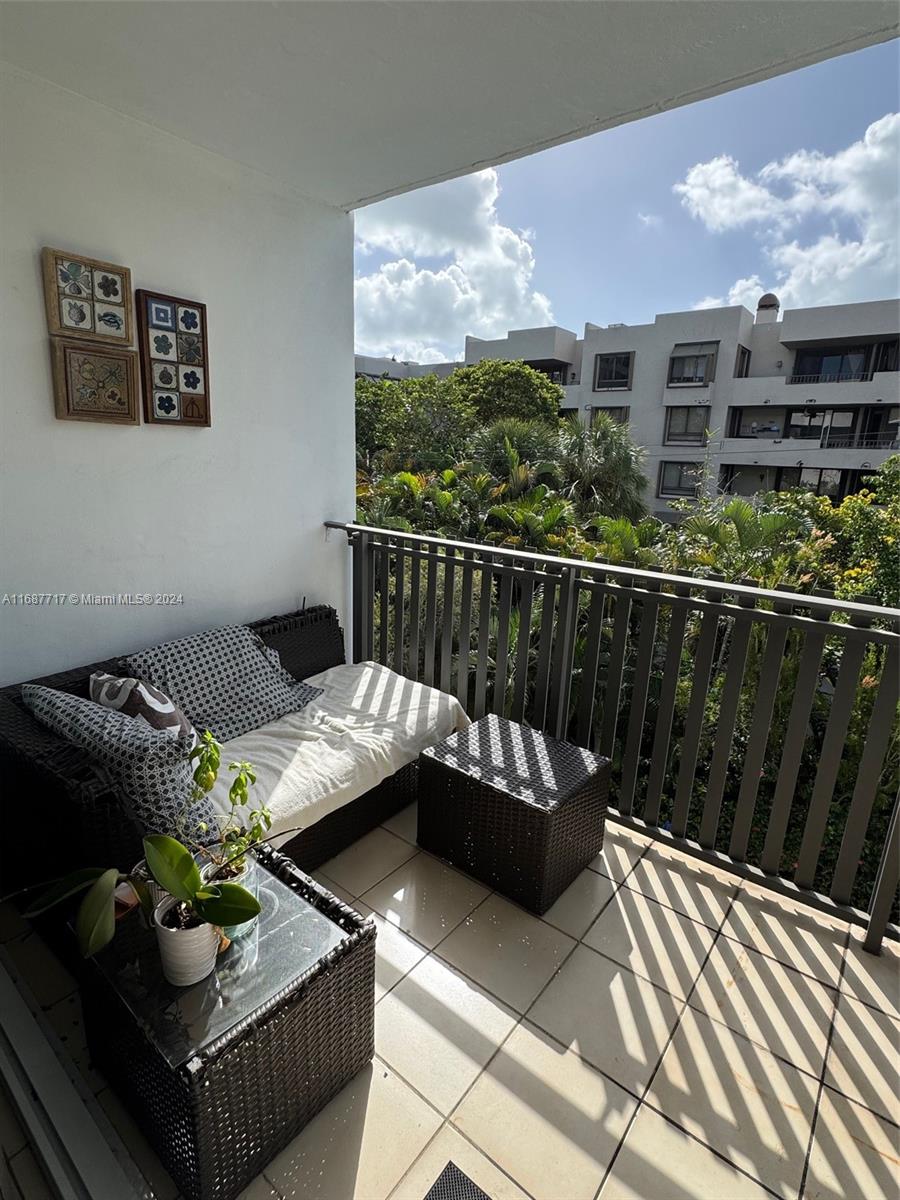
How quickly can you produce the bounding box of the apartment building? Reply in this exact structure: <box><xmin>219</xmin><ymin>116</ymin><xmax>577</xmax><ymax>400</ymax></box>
<box><xmin>463</xmin><ymin>296</ymin><xmax>900</xmax><ymax>515</ymax></box>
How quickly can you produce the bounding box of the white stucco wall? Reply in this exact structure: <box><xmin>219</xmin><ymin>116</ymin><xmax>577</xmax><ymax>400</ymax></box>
<box><xmin>0</xmin><ymin>67</ymin><xmax>355</xmax><ymax>684</ymax></box>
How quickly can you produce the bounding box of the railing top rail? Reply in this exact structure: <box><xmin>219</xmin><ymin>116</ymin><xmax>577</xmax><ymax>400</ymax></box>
<box><xmin>325</xmin><ymin>521</ymin><xmax>900</xmax><ymax>623</ymax></box>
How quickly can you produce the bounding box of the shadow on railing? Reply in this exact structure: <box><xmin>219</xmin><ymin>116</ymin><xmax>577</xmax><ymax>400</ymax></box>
<box><xmin>326</xmin><ymin>522</ymin><xmax>900</xmax><ymax>953</ymax></box>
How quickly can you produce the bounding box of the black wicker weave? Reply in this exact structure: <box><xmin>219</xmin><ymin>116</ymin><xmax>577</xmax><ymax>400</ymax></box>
<box><xmin>81</xmin><ymin>846</ymin><xmax>376</xmax><ymax>1200</ymax></box>
<box><xmin>0</xmin><ymin>606</ymin><xmax>415</xmax><ymax>888</ymax></box>
<box><xmin>424</xmin><ymin>1162</ymin><xmax>492</xmax><ymax>1200</ymax></box>
<box><xmin>418</xmin><ymin>715</ymin><xmax>610</xmax><ymax>914</ymax></box>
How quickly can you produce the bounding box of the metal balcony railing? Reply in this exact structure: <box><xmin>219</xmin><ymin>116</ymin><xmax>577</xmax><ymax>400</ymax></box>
<box><xmin>820</xmin><ymin>431</ymin><xmax>900</xmax><ymax>450</ymax></box>
<box><xmin>788</xmin><ymin>370</ymin><xmax>874</xmax><ymax>385</ymax></box>
<box><xmin>327</xmin><ymin>522</ymin><xmax>900</xmax><ymax>952</ymax></box>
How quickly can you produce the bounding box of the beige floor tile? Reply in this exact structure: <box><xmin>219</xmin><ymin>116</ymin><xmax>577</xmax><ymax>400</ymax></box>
<box><xmin>824</xmin><ymin>993</ymin><xmax>900</xmax><ymax>1125</ymax></box>
<box><xmin>589</xmin><ymin>826</ymin><xmax>650</xmax><ymax>883</ymax></box>
<box><xmin>724</xmin><ymin>887</ymin><xmax>846</xmax><ymax>985</ymax></box>
<box><xmin>361</xmin><ymin>853</ymin><xmax>489</xmax><ymax>950</ymax></box>
<box><xmin>452</xmin><ymin>1021</ymin><xmax>638</xmax><ymax>1200</ymax></box>
<box><xmin>376</xmin><ymin>955</ymin><xmax>518</xmax><ymax>1115</ymax></box>
<box><xmin>436</xmin><ymin>893</ymin><xmax>575</xmax><ymax>1013</ymax></box>
<box><xmin>4</xmin><ymin>934</ymin><xmax>77</xmax><ymax>1009</ymax></box>
<box><xmin>0</xmin><ymin>1082</ymin><xmax>28</xmax><ymax>1158</ymax></box>
<box><xmin>626</xmin><ymin>845</ymin><xmax>737</xmax><ymax>929</ymax></box>
<box><xmin>597</xmin><ymin>1104</ymin><xmax>773</xmax><ymax>1200</ymax></box>
<box><xmin>311</xmin><ymin>872</ymin><xmax>358</xmax><ymax>906</ymax></box>
<box><xmin>266</xmin><ymin>1061</ymin><xmax>441</xmax><ymax>1200</ymax></box>
<box><xmin>320</xmin><ymin>828</ymin><xmax>418</xmax><ymax>897</ymax></box>
<box><xmin>842</xmin><ymin>931</ymin><xmax>900</xmax><ymax>1020</ymax></box>
<box><xmin>382</xmin><ymin>802</ymin><xmax>418</xmax><ymax>845</ymax></box>
<box><xmin>541</xmin><ymin>868</ymin><xmax>617</xmax><ymax>940</ymax></box>
<box><xmin>804</xmin><ymin>1089</ymin><xmax>900</xmax><ymax>1200</ymax></box>
<box><xmin>583</xmin><ymin>888</ymin><xmax>716</xmax><ymax>1001</ymax></box>
<box><xmin>45</xmin><ymin>993</ymin><xmax>106</xmax><ymax>1094</ymax></box>
<box><xmin>8</xmin><ymin>1146</ymin><xmax>55</xmax><ymax>1200</ymax></box>
<box><xmin>646</xmin><ymin>1007</ymin><xmax>818</xmax><ymax>1200</ymax></box>
<box><xmin>391</xmin><ymin>1125</ymin><xmax>531</xmax><ymax>1200</ymax></box>
<box><xmin>97</xmin><ymin>1088</ymin><xmax>180</xmax><ymax>1200</ymax></box>
<box><xmin>529</xmin><ymin>944</ymin><xmax>682</xmax><ymax>1093</ymax></box>
<box><xmin>353</xmin><ymin>900</ymin><xmax>428</xmax><ymax>1002</ymax></box>
<box><xmin>689</xmin><ymin>938</ymin><xmax>836</xmax><ymax>1076</ymax></box>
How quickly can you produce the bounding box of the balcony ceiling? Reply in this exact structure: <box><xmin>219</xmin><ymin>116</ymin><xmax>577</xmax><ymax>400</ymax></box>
<box><xmin>0</xmin><ymin>1</ymin><xmax>896</xmax><ymax>210</ymax></box>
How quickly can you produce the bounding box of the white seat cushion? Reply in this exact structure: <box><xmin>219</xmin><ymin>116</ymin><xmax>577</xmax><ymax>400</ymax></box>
<box><xmin>208</xmin><ymin>661</ymin><xmax>470</xmax><ymax>845</ymax></box>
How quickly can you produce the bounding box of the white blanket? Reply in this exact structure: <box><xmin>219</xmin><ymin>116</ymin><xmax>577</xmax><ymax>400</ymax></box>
<box><xmin>208</xmin><ymin>661</ymin><xmax>469</xmax><ymax>846</ymax></box>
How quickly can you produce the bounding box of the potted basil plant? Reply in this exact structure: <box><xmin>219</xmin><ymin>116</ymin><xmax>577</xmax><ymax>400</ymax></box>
<box><xmin>26</xmin><ymin>834</ymin><xmax>261</xmax><ymax>988</ymax></box>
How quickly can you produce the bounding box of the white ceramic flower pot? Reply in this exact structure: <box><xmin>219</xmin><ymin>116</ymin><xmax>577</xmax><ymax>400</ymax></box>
<box><xmin>131</xmin><ymin>860</ymin><xmax>168</xmax><ymax>910</ymax></box>
<box><xmin>202</xmin><ymin>858</ymin><xmax>260</xmax><ymax>940</ymax></box>
<box><xmin>153</xmin><ymin>895</ymin><xmax>220</xmax><ymax>987</ymax></box>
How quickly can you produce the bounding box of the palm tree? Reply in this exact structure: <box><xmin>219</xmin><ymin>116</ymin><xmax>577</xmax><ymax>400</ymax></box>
<box><xmin>556</xmin><ymin>414</ymin><xmax>648</xmax><ymax>521</ymax></box>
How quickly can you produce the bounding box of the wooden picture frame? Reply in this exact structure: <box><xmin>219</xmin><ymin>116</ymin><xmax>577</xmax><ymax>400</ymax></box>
<box><xmin>50</xmin><ymin>339</ymin><xmax>140</xmax><ymax>424</ymax></box>
<box><xmin>136</xmin><ymin>289</ymin><xmax>211</xmax><ymax>427</ymax></box>
<box><xmin>42</xmin><ymin>247</ymin><xmax>134</xmax><ymax>346</ymax></box>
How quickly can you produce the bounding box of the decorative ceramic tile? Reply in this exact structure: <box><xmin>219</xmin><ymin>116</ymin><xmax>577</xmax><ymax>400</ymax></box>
<box><xmin>43</xmin><ymin>247</ymin><xmax>133</xmax><ymax>344</ymax></box>
<box><xmin>93</xmin><ymin>303</ymin><xmax>127</xmax><ymax>338</ymax></box>
<box><xmin>92</xmin><ymin>269</ymin><xmax>124</xmax><ymax>304</ymax></box>
<box><xmin>153</xmin><ymin>391</ymin><xmax>181</xmax><ymax>421</ymax></box>
<box><xmin>152</xmin><ymin>361</ymin><xmax>179</xmax><ymax>389</ymax></box>
<box><xmin>137</xmin><ymin>290</ymin><xmax>210</xmax><ymax>426</ymax></box>
<box><xmin>177</xmin><ymin>306</ymin><xmax>201</xmax><ymax>333</ymax></box>
<box><xmin>179</xmin><ymin>365</ymin><xmax>204</xmax><ymax>393</ymax></box>
<box><xmin>59</xmin><ymin>295</ymin><xmax>92</xmax><ymax>331</ymax></box>
<box><xmin>50</xmin><ymin>339</ymin><xmax>140</xmax><ymax>424</ymax></box>
<box><xmin>147</xmin><ymin>298</ymin><xmax>176</xmax><ymax>330</ymax></box>
<box><xmin>148</xmin><ymin>331</ymin><xmax>178</xmax><ymax>361</ymax></box>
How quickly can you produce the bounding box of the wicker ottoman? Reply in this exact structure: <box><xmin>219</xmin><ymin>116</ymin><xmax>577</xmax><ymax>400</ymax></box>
<box><xmin>418</xmin><ymin>715</ymin><xmax>610</xmax><ymax>914</ymax></box>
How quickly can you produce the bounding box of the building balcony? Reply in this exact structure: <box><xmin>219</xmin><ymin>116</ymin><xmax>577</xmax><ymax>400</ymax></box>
<box><xmin>788</xmin><ymin>370</ymin><xmax>874</xmax><ymax>385</ymax></box>
<box><xmin>732</xmin><ymin>372</ymin><xmax>899</xmax><ymax>407</ymax></box>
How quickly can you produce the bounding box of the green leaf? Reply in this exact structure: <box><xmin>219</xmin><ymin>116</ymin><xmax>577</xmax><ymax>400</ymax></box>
<box><xmin>75</xmin><ymin>869</ymin><xmax>119</xmax><ymax>957</ymax></box>
<box><xmin>193</xmin><ymin>882</ymin><xmax>261</xmax><ymax>927</ymax></box>
<box><xmin>143</xmin><ymin>835</ymin><xmax>201</xmax><ymax>904</ymax></box>
<box><xmin>24</xmin><ymin>867</ymin><xmax>109</xmax><ymax>917</ymax></box>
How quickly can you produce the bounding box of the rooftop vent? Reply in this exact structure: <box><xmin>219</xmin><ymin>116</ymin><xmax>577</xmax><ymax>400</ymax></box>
<box><xmin>755</xmin><ymin>292</ymin><xmax>780</xmax><ymax>325</ymax></box>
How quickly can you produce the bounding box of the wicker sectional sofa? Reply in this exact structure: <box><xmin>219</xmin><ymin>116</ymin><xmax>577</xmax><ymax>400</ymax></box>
<box><xmin>0</xmin><ymin>606</ymin><xmax>425</xmax><ymax>891</ymax></box>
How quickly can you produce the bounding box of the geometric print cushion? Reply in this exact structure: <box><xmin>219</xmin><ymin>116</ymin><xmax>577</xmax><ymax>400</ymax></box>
<box><xmin>124</xmin><ymin>624</ymin><xmax>322</xmax><ymax>743</ymax></box>
<box><xmin>21</xmin><ymin>684</ymin><xmax>217</xmax><ymax>848</ymax></box>
<box><xmin>89</xmin><ymin>672</ymin><xmax>197</xmax><ymax>742</ymax></box>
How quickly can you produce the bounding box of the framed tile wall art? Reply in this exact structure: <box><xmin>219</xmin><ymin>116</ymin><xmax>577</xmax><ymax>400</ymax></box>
<box><xmin>42</xmin><ymin>247</ymin><xmax>134</xmax><ymax>346</ymax></box>
<box><xmin>136</xmin><ymin>290</ymin><xmax>211</xmax><ymax>426</ymax></box>
<box><xmin>50</xmin><ymin>339</ymin><xmax>140</xmax><ymax>424</ymax></box>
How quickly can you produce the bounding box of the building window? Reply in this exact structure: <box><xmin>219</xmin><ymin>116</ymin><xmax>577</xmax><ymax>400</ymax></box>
<box><xmin>786</xmin><ymin>409</ymin><xmax>826</xmax><ymax>440</ymax></box>
<box><xmin>665</xmin><ymin>406</ymin><xmax>708</xmax><ymax>445</ymax></box>
<box><xmin>791</xmin><ymin>346</ymin><xmax>869</xmax><ymax>383</ymax></box>
<box><xmin>775</xmin><ymin>466</ymin><xmax>847</xmax><ymax>499</ymax></box>
<box><xmin>658</xmin><ymin>461</ymin><xmax>702</xmax><ymax>498</ymax></box>
<box><xmin>730</xmin><ymin>407</ymin><xmax>785</xmax><ymax>437</ymax></box>
<box><xmin>591</xmin><ymin>406</ymin><xmax>629</xmax><ymax>425</ymax></box>
<box><xmin>593</xmin><ymin>352</ymin><xmax>634</xmax><ymax>390</ymax></box>
<box><xmin>734</xmin><ymin>345</ymin><xmax>751</xmax><ymax>377</ymax></box>
<box><xmin>668</xmin><ymin>343</ymin><xmax>717</xmax><ymax>387</ymax></box>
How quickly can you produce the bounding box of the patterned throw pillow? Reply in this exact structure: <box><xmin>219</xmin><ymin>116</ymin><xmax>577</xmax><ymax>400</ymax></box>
<box><xmin>21</xmin><ymin>685</ymin><xmax>217</xmax><ymax>846</ymax></box>
<box><xmin>89</xmin><ymin>672</ymin><xmax>196</xmax><ymax>742</ymax></box>
<box><xmin>124</xmin><ymin>625</ymin><xmax>322</xmax><ymax>742</ymax></box>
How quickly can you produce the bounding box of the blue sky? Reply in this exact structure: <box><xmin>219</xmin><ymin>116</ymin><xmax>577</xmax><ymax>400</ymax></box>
<box><xmin>354</xmin><ymin>41</ymin><xmax>900</xmax><ymax>361</ymax></box>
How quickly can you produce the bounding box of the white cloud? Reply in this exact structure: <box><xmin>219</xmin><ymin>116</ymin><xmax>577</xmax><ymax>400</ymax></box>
<box><xmin>637</xmin><ymin>211</ymin><xmax>662</xmax><ymax>229</ymax></box>
<box><xmin>674</xmin><ymin>113</ymin><xmax>900</xmax><ymax>309</ymax></box>
<box><xmin>354</xmin><ymin>169</ymin><xmax>553</xmax><ymax>362</ymax></box>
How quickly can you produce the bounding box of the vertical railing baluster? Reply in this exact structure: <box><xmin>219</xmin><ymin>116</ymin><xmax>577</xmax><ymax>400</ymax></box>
<box><xmin>618</xmin><ymin>571</ymin><xmax>661</xmax><ymax>815</ymax></box>
<box><xmin>863</xmin><ymin>788</ymin><xmax>900</xmax><ymax>955</ymax></box>
<box><xmin>456</xmin><ymin>542</ymin><xmax>475</xmax><ymax>711</ymax></box>
<box><xmin>377</xmin><ymin>537</ymin><xmax>390</xmax><ymax>666</ymax></box>
<box><xmin>598</xmin><ymin>581</ymin><xmax>633</xmax><ymax>760</ymax></box>
<box><xmin>532</xmin><ymin>567</ymin><xmax>559</xmax><ymax>732</ymax></box>
<box><xmin>439</xmin><ymin>546</ymin><xmax>456</xmax><ymax>694</ymax></box>
<box><xmin>671</xmin><ymin>580</ymin><xmax>724</xmax><ymax>839</ymax></box>
<box><xmin>761</xmin><ymin>619</ymin><xmax>830</xmax><ymax>876</ymax></box>
<box><xmin>473</xmin><ymin>551</ymin><xmax>493</xmax><ymax>720</ymax></box>
<box><xmin>407</xmin><ymin>545</ymin><xmax>421</xmax><ymax>681</ymax></box>
<box><xmin>795</xmin><ymin>618</ymin><xmax>871</xmax><ymax>889</ymax></box>
<box><xmin>643</xmin><ymin>582</ymin><xmax>690</xmax><ymax>827</ymax></box>
<box><xmin>549</xmin><ymin>565</ymin><xmax>580</xmax><ymax>741</ymax></box>
<box><xmin>492</xmin><ymin>566</ymin><xmax>514</xmax><ymax>717</ymax></box>
<box><xmin>575</xmin><ymin>585</ymin><xmax>606</xmax><ymax>748</ymax></box>
<box><xmin>392</xmin><ymin>538</ymin><xmax>406</xmax><ymax>675</ymax></box>
<box><xmin>831</xmin><ymin>644</ymin><xmax>900</xmax><ymax>905</ymax></box>
<box><xmin>422</xmin><ymin>547</ymin><xmax>438</xmax><ymax>687</ymax></box>
<box><xmin>698</xmin><ymin>586</ymin><xmax>756</xmax><ymax>849</ymax></box>
<box><xmin>510</xmin><ymin>571</ymin><xmax>535</xmax><ymax>724</ymax></box>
